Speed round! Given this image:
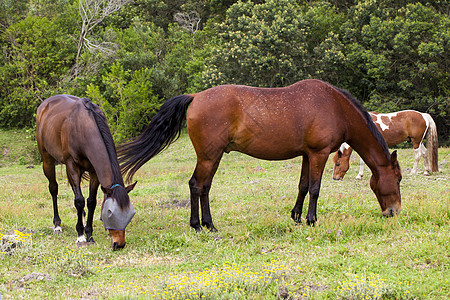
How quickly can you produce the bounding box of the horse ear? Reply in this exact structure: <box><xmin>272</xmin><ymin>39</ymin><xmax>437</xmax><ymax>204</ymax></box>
<box><xmin>391</xmin><ymin>150</ymin><xmax>400</xmax><ymax>169</ymax></box>
<box><xmin>125</xmin><ymin>181</ymin><xmax>137</xmax><ymax>193</ymax></box>
<box><xmin>390</xmin><ymin>150</ymin><xmax>399</xmax><ymax>166</ymax></box>
<box><xmin>101</xmin><ymin>186</ymin><xmax>113</xmax><ymax>197</ymax></box>
<box><xmin>337</xmin><ymin>150</ymin><xmax>342</xmax><ymax>158</ymax></box>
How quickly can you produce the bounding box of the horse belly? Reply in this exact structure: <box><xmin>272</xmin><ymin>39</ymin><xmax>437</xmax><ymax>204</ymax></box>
<box><xmin>230</xmin><ymin>127</ymin><xmax>304</xmax><ymax>160</ymax></box>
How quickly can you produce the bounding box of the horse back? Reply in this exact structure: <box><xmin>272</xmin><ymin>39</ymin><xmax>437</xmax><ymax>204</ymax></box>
<box><xmin>370</xmin><ymin>110</ymin><xmax>427</xmax><ymax>147</ymax></box>
<box><xmin>186</xmin><ymin>80</ymin><xmax>351</xmax><ymax>160</ymax></box>
<box><xmin>36</xmin><ymin>95</ymin><xmax>105</xmax><ymax>166</ymax></box>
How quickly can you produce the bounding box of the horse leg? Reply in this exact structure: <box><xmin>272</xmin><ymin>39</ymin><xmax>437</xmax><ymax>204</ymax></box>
<box><xmin>412</xmin><ymin>146</ymin><xmax>421</xmax><ymax>175</ymax></box>
<box><xmin>42</xmin><ymin>156</ymin><xmax>61</xmax><ymax>234</ymax></box>
<box><xmin>305</xmin><ymin>152</ymin><xmax>329</xmax><ymax>226</ymax></box>
<box><xmin>189</xmin><ymin>155</ymin><xmax>222</xmax><ymax>232</ymax></box>
<box><xmin>291</xmin><ymin>157</ymin><xmax>310</xmax><ymax>224</ymax></box>
<box><xmin>355</xmin><ymin>158</ymin><xmax>365</xmax><ymax>180</ymax></box>
<box><xmin>65</xmin><ymin>160</ymin><xmax>86</xmax><ymax>245</ymax></box>
<box><xmin>419</xmin><ymin>143</ymin><xmax>431</xmax><ymax>175</ymax></box>
<box><xmin>85</xmin><ymin>172</ymin><xmax>99</xmax><ymax>243</ymax></box>
<box><xmin>188</xmin><ymin>172</ymin><xmax>201</xmax><ymax>232</ymax></box>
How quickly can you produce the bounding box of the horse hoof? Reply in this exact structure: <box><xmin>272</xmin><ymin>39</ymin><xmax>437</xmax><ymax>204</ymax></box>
<box><xmin>87</xmin><ymin>236</ymin><xmax>95</xmax><ymax>244</ymax></box>
<box><xmin>207</xmin><ymin>226</ymin><xmax>218</xmax><ymax>233</ymax></box>
<box><xmin>294</xmin><ymin>220</ymin><xmax>303</xmax><ymax>226</ymax></box>
<box><xmin>193</xmin><ymin>226</ymin><xmax>202</xmax><ymax>233</ymax></box>
<box><xmin>76</xmin><ymin>235</ymin><xmax>87</xmax><ymax>247</ymax></box>
<box><xmin>76</xmin><ymin>241</ymin><xmax>87</xmax><ymax>247</ymax></box>
<box><xmin>202</xmin><ymin>223</ymin><xmax>218</xmax><ymax>232</ymax></box>
<box><xmin>306</xmin><ymin>220</ymin><xmax>316</xmax><ymax>227</ymax></box>
<box><xmin>53</xmin><ymin>226</ymin><xmax>62</xmax><ymax>234</ymax></box>
<box><xmin>291</xmin><ymin>212</ymin><xmax>302</xmax><ymax>224</ymax></box>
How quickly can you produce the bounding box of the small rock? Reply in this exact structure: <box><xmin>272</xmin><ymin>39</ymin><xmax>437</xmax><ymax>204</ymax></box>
<box><xmin>278</xmin><ymin>285</ymin><xmax>289</xmax><ymax>299</ymax></box>
<box><xmin>20</xmin><ymin>272</ymin><xmax>54</xmax><ymax>282</ymax></box>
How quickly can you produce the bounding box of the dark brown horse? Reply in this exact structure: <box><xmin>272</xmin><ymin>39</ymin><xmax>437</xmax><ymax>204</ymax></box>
<box><xmin>332</xmin><ymin>110</ymin><xmax>438</xmax><ymax>180</ymax></box>
<box><xmin>119</xmin><ymin>79</ymin><xmax>402</xmax><ymax>231</ymax></box>
<box><xmin>36</xmin><ymin>95</ymin><xmax>136</xmax><ymax>250</ymax></box>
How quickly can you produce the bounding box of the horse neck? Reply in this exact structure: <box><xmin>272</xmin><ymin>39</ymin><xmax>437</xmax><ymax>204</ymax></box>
<box><xmin>84</xmin><ymin>143</ymin><xmax>123</xmax><ymax>188</ymax></box>
<box><xmin>348</xmin><ymin>132</ymin><xmax>391</xmax><ymax>177</ymax></box>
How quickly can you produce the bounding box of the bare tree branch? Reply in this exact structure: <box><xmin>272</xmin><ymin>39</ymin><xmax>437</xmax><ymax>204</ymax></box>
<box><xmin>74</xmin><ymin>0</ymin><xmax>132</xmax><ymax>76</ymax></box>
<box><xmin>174</xmin><ymin>11</ymin><xmax>201</xmax><ymax>54</ymax></box>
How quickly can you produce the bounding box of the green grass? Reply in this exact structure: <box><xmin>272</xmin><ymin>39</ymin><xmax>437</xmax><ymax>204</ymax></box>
<box><xmin>0</xmin><ymin>131</ymin><xmax>448</xmax><ymax>299</ymax></box>
<box><xmin>0</xmin><ymin>129</ymin><xmax>39</xmax><ymax>167</ymax></box>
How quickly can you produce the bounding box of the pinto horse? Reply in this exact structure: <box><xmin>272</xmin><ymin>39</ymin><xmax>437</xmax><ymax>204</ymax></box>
<box><xmin>36</xmin><ymin>95</ymin><xmax>136</xmax><ymax>250</ymax></box>
<box><xmin>119</xmin><ymin>79</ymin><xmax>402</xmax><ymax>231</ymax></box>
<box><xmin>332</xmin><ymin>110</ymin><xmax>438</xmax><ymax>180</ymax></box>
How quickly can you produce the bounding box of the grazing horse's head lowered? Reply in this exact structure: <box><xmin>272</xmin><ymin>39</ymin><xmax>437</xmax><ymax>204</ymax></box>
<box><xmin>36</xmin><ymin>95</ymin><xmax>136</xmax><ymax>250</ymax></box>
<box><xmin>101</xmin><ymin>183</ymin><xmax>137</xmax><ymax>250</ymax></box>
<box><xmin>118</xmin><ymin>79</ymin><xmax>401</xmax><ymax>231</ymax></box>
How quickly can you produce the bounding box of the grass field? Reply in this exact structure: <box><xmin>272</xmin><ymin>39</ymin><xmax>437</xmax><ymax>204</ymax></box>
<box><xmin>0</xmin><ymin>130</ymin><xmax>448</xmax><ymax>299</ymax></box>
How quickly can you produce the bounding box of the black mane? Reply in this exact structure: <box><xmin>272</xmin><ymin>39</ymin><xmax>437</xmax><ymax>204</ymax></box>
<box><xmin>335</xmin><ymin>87</ymin><xmax>390</xmax><ymax>160</ymax></box>
<box><xmin>82</xmin><ymin>98</ymin><xmax>129</xmax><ymax>209</ymax></box>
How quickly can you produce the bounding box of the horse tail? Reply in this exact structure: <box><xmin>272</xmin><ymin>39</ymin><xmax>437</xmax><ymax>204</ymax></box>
<box><xmin>118</xmin><ymin>94</ymin><xmax>195</xmax><ymax>181</ymax></box>
<box><xmin>422</xmin><ymin>113</ymin><xmax>439</xmax><ymax>172</ymax></box>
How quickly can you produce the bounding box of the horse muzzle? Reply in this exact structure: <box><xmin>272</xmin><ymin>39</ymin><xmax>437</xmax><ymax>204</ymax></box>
<box><xmin>382</xmin><ymin>207</ymin><xmax>401</xmax><ymax>217</ymax></box>
<box><xmin>108</xmin><ymin>229</ymin><xmax>126</xmax><ymax>251</ymax></box>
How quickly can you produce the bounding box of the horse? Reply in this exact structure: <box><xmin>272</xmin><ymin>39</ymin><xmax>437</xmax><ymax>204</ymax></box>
<box><xmin>332</xmin><ymin>110</ymin><xmax>438</xmax><ymax>180</ymax></box>
<box><xmin>118</xmin><ymin>79</ymin><xmax>402</xmax><ymax>231</ymax></box>
<box><xmin>36</xmin><ymin>95</ymin><xmax>136</xmax><ymax>250</ymax></box>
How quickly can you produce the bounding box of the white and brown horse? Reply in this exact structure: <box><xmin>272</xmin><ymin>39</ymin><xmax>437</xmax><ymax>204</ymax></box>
<box><xmin>333</xmin><ymin>110</ymin><xmax>438</xmax><ymax>180</ymax></box>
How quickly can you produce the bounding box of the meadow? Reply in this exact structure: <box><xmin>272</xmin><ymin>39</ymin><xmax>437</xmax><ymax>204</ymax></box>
<box><xmin>0</xmin><ymin>130</ymin><xmax>448</xmax><ymax>299</ymax></box>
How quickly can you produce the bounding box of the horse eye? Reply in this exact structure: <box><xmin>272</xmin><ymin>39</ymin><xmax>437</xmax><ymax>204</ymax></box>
<box><xmin>336</xmin><ymin>163</ymin><xmax>340</xmax><ymax>166</ymax></box>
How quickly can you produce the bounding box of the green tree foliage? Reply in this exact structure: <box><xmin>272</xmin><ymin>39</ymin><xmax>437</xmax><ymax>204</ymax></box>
<box><xmin>0</xmin><ymin>15</ymin><xmax>75</xmax><ymax>127</ymax></box>
<box><xmin>340</xmin><ymin>1</ymin><xmax>448</xmax><ymax>137</ymax></box>
<box><xmin>0</xmin><ymin>0</ymin><xmax>28</xmax><ymax>30</ymax></box>
<box><xmin>343</xmin><ymin>0</ymin><xmax>447</xmax><ymax>136</ymax></box>
<box><xmin>86</xmin><ymin>62</ymin><xmax>160</xmax><ymax>141</ymax></box>
<box><xmin>0</xmin><ymin>0</ymin><xmax>447</xmax><ymax>141</ymax></box>
<box><xmin>203</xmin><ymin>0</ymin><xmax>344</xmax><ymax>87</ymax></box>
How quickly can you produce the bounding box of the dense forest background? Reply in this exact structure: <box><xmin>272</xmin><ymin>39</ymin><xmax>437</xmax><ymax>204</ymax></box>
<box><xmin>0</xmin><ymin>0</ymin><xmax>448</xmax><ymax>142</ymax></box>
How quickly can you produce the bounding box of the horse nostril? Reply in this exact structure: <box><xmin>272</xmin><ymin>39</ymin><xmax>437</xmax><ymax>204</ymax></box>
<box><xmin>389</xmin><ymin>208</ymin><xmax>395</xmax><ymax>217</ymax></box>
<box><xmin>385</xmin><ymin>208</ymin><xmax>396</xmax><ymax>217</ymax></box>
<box><xmin>112</xmin><ymin>242</ymin><xmax>126</xmax><ymax>251</ymax></box>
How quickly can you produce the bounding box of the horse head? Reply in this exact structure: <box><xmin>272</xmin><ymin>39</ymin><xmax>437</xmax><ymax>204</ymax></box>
<box><xmin>332</xmin><ymin>144</ymin><xmax>352</xmax><ymax>180</ymax></box>
<box><xmin>101</xmin><ymin>182</ymin><xmax>137</xmax><ymax>250</ymax></box>
<box><xmin>369</xmin><ymin>150</ymin><xmax>402</xmax><ymax>217</ymax></box>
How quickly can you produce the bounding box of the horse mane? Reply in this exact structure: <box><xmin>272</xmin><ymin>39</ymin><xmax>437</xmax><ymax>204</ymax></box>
<box><xmin>334</xmin><ymin>87</ymin><xmax>391</xmax><ymax>160</ymax></box>
<box><xmin>82</xmin><ymin>98</ymin><xmax>129</xmax><ymax>209</ymax></box>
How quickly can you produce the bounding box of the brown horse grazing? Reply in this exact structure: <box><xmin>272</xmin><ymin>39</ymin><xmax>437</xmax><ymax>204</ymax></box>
<box><xmin>332</xmin><ymin>110</ymin><xmax>438</xmax><ymax>180</ymax></box>
<box><xmin>118</xmin><ymin>79</ymin><xmax>402</xmax><ymax>231</ymax></box>
<box><xmin>36</xmin><ymin>95</ymin><xmax>136</xmax><ymax>250</ymax></box>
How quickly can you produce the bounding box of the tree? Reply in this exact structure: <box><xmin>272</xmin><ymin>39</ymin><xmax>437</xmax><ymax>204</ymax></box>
<box><xmin>340</xmin><ymin>2</ymin><xmax>448</xmax><ymax>138</ymax></box>
<box><xmin>0</xmin><ymin>16</ymin><xmax>75</xmax><ymax>127</ymax></box>
<box><xmin>203</xmin><ymin>0</ymin><xmax>343</xmax><ymax>87</ymax></box>
<box><xmin>74</xmin><ymin>0</ymin><xmax>132</xmax><ymax>75</ymax></box>
<box><xmin>174</xmin><ymin>11</ymin><xmax>201</xmax><ymax>54</ymax></box>
<box><xmin>0</xmin><ymin>0</ymin><xmax>28</xmax><ymax>32</ymax></box>
<box><xmin>86</xmin><ymin>62</ymin><xmax>161</xmax><ymax>141</ymax></box>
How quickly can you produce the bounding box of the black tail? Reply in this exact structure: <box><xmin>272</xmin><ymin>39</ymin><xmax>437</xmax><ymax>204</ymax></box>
<box><xmin>118</xmin><ymin>94</ymin><xmax>194</xmax><ymax>181</ymax></box>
